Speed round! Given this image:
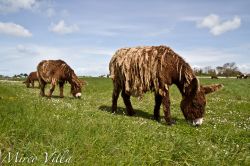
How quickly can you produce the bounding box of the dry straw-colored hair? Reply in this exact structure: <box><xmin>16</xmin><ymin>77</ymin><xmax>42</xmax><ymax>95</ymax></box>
<box><xmin>109</xmin><ymin>45</ymin><xmax>195</xmax><ymax>97</ymax></box>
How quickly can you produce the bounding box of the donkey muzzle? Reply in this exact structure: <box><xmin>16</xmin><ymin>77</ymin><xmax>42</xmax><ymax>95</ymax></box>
<box><xmin>192</xmin><ymin>118</ymin><xmax>203</xmax><ymax>126</ymax></box>
<box><xmin>75</xmin><ymin>92</ymin><xmax>81</xmax><ymax>98</ymax></box>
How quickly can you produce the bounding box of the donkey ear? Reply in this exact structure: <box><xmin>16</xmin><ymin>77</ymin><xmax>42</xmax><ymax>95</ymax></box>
<box><xmin>188</xmin><ymin>77</ymin><xmax>199</xmax><ymax>96</ymax></box>
<box><xmin>202</xmin><ymin>84</ymin><xmax>223</xmax><ymax>94</ymax></box>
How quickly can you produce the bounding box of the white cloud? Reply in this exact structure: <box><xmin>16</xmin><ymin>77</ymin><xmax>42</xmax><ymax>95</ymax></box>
<box><xmin>210</xmin><ymin>17</ymin><xmax>241</xmax><ymax>36</ymax></box>
<box><xmin>0</xmin><ymin>21</ymin><xmax>32</xmax><ymax>37</ymax></box>
<box><xmin>197</xmin><ymin>14</ymin><xmax>241</xmax><ymax>36</ymax></box>
<box><xmin>198</xmin><ymin>14</ymin><xmax>220</xmax><ymax>29</ymax></box>
<box><xmin>0</xmin><ymin>0</ymin><xmax>37</xmax><ymax>13</ymax></box>
<box><xmin>50</xmin><ymin>20</ymin><xmax>79</xmax><ymax>35</ymax></box>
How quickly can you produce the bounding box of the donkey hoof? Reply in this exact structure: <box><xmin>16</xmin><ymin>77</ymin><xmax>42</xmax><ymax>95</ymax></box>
<box><xmin>127</xmin><ymin>110</ymin><xmax>136</xmax><ymax>116</ymax></box>
<box><xmin>153</xmin><ymin>116</ymin><xmax>161</xmax><ymax>122</ymax></box>
<box><xmin>166</xmin><ymin>119</ymin><xmax>176</xmax><ymax>125</ymax></box>
<box><xmin>40</xmin><ymin>93</ymin><xmax>45</xmax><ymax>97</ymax></box>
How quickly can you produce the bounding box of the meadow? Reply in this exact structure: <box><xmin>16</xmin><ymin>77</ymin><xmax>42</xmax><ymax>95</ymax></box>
<box><xmin>0</xmin><ymin>77</ymin><xmax>249</xmax><ymax>165</ymax></box>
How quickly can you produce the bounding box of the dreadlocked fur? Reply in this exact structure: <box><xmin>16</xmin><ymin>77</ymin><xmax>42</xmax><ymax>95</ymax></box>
<box><xmin>23</xmin><ymin>71</ymin><xmax>39</xmax><ymax>88</ymax></box>
<box><xmin>109</xmin><ymin>45</ymin><xmax>223</xmax><ymax>126</ymax></box>
<box><xmin>37</xmin><ymin>59</ymin><xmax>84</xmax><ymax>98</ymax></box>
<box><xmin>109</xmin><ymin>45</ymin><xmax>195</xmax><ymax>97</ymax></box>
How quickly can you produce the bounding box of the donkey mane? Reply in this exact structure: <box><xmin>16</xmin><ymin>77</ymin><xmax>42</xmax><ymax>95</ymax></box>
<box><xmin>69</xmin><ymin>74</ymin><xmax>82</xmax><ymax>91</ymax></box>
<box><xmin>59</xmin><ymin>63</ymin><xmax>82</xmax><ymax>92</ymax></box>
<box><xmin>173</xmin><ymin>55</ymin><xmax>197</xmax><ymax>97</ymax></box>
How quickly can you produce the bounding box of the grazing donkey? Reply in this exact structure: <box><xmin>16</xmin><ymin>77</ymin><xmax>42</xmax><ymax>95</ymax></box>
<box><xmin>37</xmin><ymin>60</ymin><xmax>84</xmax><ymax>98</ymax></box>
<box><xmin>23</xmin><ymin>71</ymin><xmax>39</xmax><ymax>88</ymax></box>
<box><xmin>237</xmin><ymin>74</ymin><xmax>248</xmax><ymax>79</ymax></box>
<box><xmin>109</xmin><ymin>46</ymin><xmax>223</xmax><ymax>126</ymax></box>
<box><xmin>211</xmin><ymin>75</ymin><xmax>218</xmax><ymax>79</ymax></box>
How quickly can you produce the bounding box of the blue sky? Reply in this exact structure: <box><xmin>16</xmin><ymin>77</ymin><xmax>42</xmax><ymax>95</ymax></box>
<box><xmin>0</xmin><ymin>0</ymin><xmax>249</xmax><ymax>76</ymax></box>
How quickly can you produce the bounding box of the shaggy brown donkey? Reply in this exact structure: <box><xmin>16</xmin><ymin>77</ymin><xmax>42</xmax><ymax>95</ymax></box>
<box><xmin>23</xmin><ymin>71</ymin><xmax>39</xmax><ymax>88</ymax></box>
<box><xmin>237</xmin><ymin>74</ymin><xmax>248</xmax><ymax>79</ymax></box>
<box><xmin>211</xmin><ymin>75</ymin><xmax>218</xmax><ymax>79</ymax></box>
<box><xmin>37</xmin><ymin>60</ymin><xmax>84</xmax><ymax>98</ymax></box>
<box><xmin>109</xmin><ymin>46</ymin><xmax>223</xmax><ymax>126</ymax></box>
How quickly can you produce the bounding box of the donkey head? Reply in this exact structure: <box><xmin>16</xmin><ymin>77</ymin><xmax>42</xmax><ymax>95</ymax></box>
<box><xmin>180</xmin><ymin>78</ymin><xmax>223</xmax><ymax>126</ymax></box>
<box><xmin>23</xmin><ymin>80</ymin><xmax>30</xmax><ymax>88</ymax></box>
<box><xmin>71</xmin><ymin>75</ymin><xmax>84</xmax><ymax>98</ymax></box>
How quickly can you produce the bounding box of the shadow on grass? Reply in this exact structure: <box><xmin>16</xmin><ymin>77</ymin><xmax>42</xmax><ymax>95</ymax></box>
<box><xmin>99</xmin><ymin>105</ymin><xmax>152</xmax><ymax>119</ymax></box>
<box><xmin>40</xmin><ymin>95</ymin><xmax>76</xmax><ymax>100</ymax></box>
<box><xmin>25</xmin><ymin>86</ymin><xmax>40</xmax><ymax>89</ymax></box>
<box><xmin>98</xmin><ymin>105</ymin><xmax>186</xmax><ymax>126</ymax></box>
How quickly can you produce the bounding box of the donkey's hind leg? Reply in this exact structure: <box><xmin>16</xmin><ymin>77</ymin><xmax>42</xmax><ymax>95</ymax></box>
<box><xmin>39</xmin><ymin>79</ymin><xmax>46</xmax><ymax>97</ymax></box>
<box><xmin>154</xmin><ymin>93</ymin><xmax>162</xmax><ymax>121</ymax></box>
<box><xmin>162</xmin><ymin>90</ymin><xmax>175</xmax><ymax>125</ymax></box>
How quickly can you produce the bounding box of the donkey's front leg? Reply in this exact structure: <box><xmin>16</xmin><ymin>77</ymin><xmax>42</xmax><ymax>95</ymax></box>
<box><xmin>48</xmin><ymin>79</ymin><xmax>56</xmax><ymax>98</ymax></box>
<box><xmin>162</xmin><ymin>91</ymin><xmax>175</xmax><ymax>125</ymax></box>
<box><xmin>121</xmin><ymin>90</ymin><xmax>135</xmax><ymax>116</ymax></box>
<box><xmin>31</xmin><ymin>80</ymin><xmax>35</xmax><ymax>88</ymax></box>
<box><xmin>39</xmin><ymin>80</ymin><xmax>46</xmax><ymax>97</ymax></box>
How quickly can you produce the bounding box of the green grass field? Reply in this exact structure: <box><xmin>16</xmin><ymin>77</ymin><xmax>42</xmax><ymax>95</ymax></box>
<box><xmin>0</xmin><ymin>77</ymin><xmax>249</xmax><ymax>165</ymax></box>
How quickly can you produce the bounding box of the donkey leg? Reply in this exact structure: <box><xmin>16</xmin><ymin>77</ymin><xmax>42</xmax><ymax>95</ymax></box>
<box><xmin>39</xmin><ymin>80</ymin><xmax>46</xmax><ymax>97</ymax></box>
<box><xmin>48</xmin><ymin>79</ymin><xmax>56</xmax><ymax>98</ymax></box>
<box><xmin>27</xmin><ymin>81</ymin><xmax>30</xmax><ymax>88</ymax></box>
<box><xmin>154</xmin><ymin>93</ymin><xmax>162</xmax><ymax>121</ymax></box>
<box><xmin>111</xmin><ymin>85</ymin><xmax>121</xmax><ymax>113</ymax></box>
<box><xmin>59</xmin><ymin>82</ymin><xmax>64</xmax><ymax>98</ymax></box>
<box><xmin>121</xmin><ymin>90</ymin><xmax>135</xmax><ymax>116</ymax></box>
<box><xmin>48</xmin><ymin>84</ymin><xmax>55</xmax><ymax>98</ymax></box>
<box><xmin>162</xmin><ymin>91</ymin><xmax>175</xmax><ymax>125</ymax></box>
<box><xmin>31</xmin><ymin>81</ymin><xmax>34</xmax><ymax>88</ymax></box>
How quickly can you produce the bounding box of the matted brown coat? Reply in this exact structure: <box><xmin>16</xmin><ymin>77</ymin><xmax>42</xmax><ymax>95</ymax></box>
<box><xmin>23</xmin><ymin>71</ymin><xmax>39</xmax><ymax>88</ymax></box>
<box><xmin>109</xmin><ymin>45</ymin><xmax>223</xmax><ymax>126</ymax></box>
<box><xmin>37</xmin><ymin>59</ymin><xmax>84</xmax><ymax>98</ymax></box>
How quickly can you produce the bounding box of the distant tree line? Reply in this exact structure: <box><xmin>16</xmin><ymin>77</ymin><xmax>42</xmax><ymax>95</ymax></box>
<box><xmin>0</xmin><ymin>73</ymin><xmax>28</xmax><ymax>80</ymax></box>
<box><xmin>194</xmin><ymin>62</ymin><xmax>244</xmax><ymax>77</ymax></box>
<box><xmin>0</xmin><ymin>62</ymin><xmax>247</xmax><ymax>79</ymax></box>
<box><xmin>13</xmin><ymin>73</ymin><xmax>28</xmax><ymax>78</ymax></box>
